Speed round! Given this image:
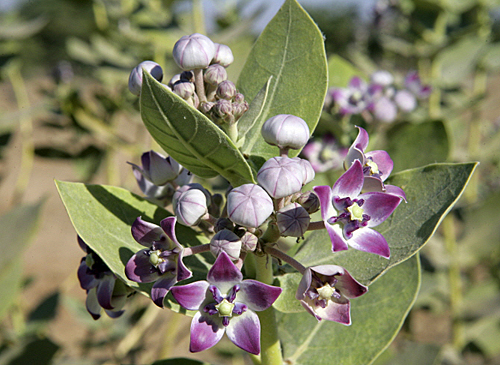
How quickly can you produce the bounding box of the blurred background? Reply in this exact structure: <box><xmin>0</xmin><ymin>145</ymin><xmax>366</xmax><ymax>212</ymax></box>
<box><xmin>0</xmin><ymin>0</ymin><xmax>500</xmax><ymax>364</ymax></box>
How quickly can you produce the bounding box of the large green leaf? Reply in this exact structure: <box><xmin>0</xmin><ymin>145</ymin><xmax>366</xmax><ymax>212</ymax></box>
<box><xmin>385</xmin><ymin>120</ymin><xmax>449</xmax><ymax>172</ymax></box>
<box><xmin>274</xmin><ymin>162</ymin><xmax>476</xmax><ymax>312</ymax></box>
<box><xmin>237</xmin><ymin>0</ymin><xmax>328</xmax><ymax>163</ymax></box>
<box><xmin>278</xmin><ymin>254</ymin><xmax>421</xmax><ymax>365</ymax></box>
<box><xmin>55</xmin><ymin>181</ymin><xmax>211</xmax><ymax>312</ymax></box>
<box><xmin>0</xmin><ymin>201</ymin><xmax>44</xmax><ymax>321</ymax></box>
<box><xmin>140</xmin><ymin>71</ymin><xmax>255</xmax><ymax>187</ymax></box>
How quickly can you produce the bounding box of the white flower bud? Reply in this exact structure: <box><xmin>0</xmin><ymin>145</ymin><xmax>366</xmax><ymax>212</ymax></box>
<box><xmin>241</xmin><ymin>232</ymin><xmax>258</xmax><ymax>252</ymax></box>
<box><xmin>210</xmin><ymin>229</ymin><xmax>241</xmax><ymax>261</ymax></box>
<box><xmin>370</xmin><ymin>70</ymin><xmax>394</xmax><ymax>87</ymax></box>
<box><xmin>394</xmin><ymin>89</ymin><xmax>417</xmax><ymax>112</ymax></box>
<box><xmin>174</xmin><ymin>189</ymin><xmax>208</xmax><ymax>226</ymax></box>
<box><xmin>261</xmin><ymin>114</ymin><xmax>310</xmax><ymax>150</ymax></box>
<box><xmin>276</xmin><ymin>203</ymin><xmax>310</xmax><ymax>237</ymax></box>
<box><xmin>227</xmin><ymin>184</ymin><xmax>273</xmax><ymax>228</ymax></box>
<box><xmin>204</xmin><ymin>64</ymin><xmax>227</xmax><ymax>85</ymax></box>
<box><xmin>128</xmin><ymin>61</ymin><xmax>163</xmax><ymax>96</ymax></box>
<box><xmin>216</xmin><ymin>80</ymin><xmax>236</xmax><ymax>100</ymax></box>
<box><xmin>212</xmin><ymin>43</ymin><xmax>234</xmax><ymax>67</ymax></box>
<box><xmin>257</xmin><ymin>157</ymin><xmax>304</xmax><ymax>199</ymax></box>
<box><xmin>173</xmin><ymin>33</ymin><xmax>215</xmax><ymax>70</ymax></box>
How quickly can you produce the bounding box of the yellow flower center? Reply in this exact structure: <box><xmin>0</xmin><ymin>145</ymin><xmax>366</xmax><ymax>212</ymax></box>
<box><xmin>366</xmin><ymin>159</ymin><xmax>379</xmax><ymax>175</ymax></box>
<box><xmin>347</xmin><ymin>202</ymin><xmax>364</xmax><ymax>221</ymax></box>
<box><xmin>215</xmin><ymin>299</ymin><xmax>235</xmax><ymax>317</ymax></box>
<box><xmin>149</xmin><ymin>250</ymin><xmax>163</xmax><ymax>267</ymax></box>
<box><xmin>317</xmin><ymin>283</ymin><xmax>335</xmax><ymax>301</ymax></box>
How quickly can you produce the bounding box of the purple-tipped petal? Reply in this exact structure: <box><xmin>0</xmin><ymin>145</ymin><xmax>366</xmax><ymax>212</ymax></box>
<box><xmin>131</xmin><ymin>217</ymin><xmax>164</xmax><ymax>246</ymax></box>
<box><xmin>207</xmin><ymin>252</ymin><xmax>243</xmax><ymax>288</ymax></box>
<box><xmin>313</xmin><ymin>185</ymin><xmax>349</xmax><ymax>252</ymax></box>
<box><xmin>335</xmin><ymin>271</ymin><xmax>368</xmax><ymax>299</ymax></box>
<box><xmin>365</xmin><ymin>150</ymin><xmax>393</xmax><ymax>181</ymax></box>
<box><xmin>105</xmin><ymin>309</ymin><xmax>125</xmax><ymax>319</ymax></box>
<box><xmin>171</xmin><ymin>281</ymin><xmax>210</xmax><ymax>310</ymax></box>
<box><xmin>226</xmin><ymin>310</ymin><xmax>261</xmax><ymax>355</ymax></box>
<box><xmin>348</xmin><ymin>228</ymin><xmax>390</xmax><ymax>258</ymax></box>
<box><xmin>78</xmin><ymin>260</ymin><xmax>97</xmax><ymax>290</ymax></box>
<box><xmin>362</xmin><ymin>176</ymin><xmax>385</xmax><ymax>193</ymax></box>
<box><xmin>360</xmin><ymin>192</ymin><xmax>401</xmax><ymax>227</ymax></box>
<box><xmin>160</xmin><ymin>216</ymin><xmax>182</xmax><ymax>250</ymax></box>
<box><xmin>86</xmin><ymin>287</ymin><xmax>101</xmax><ymax>320</ymax></box>
<box><xmin>344</xmin><ymin>126</ymin><xmax>369</xmax><ymax>168</ymax></box>
<box><xmin>77</xmin><ymin>236</ymin><xmax>88</xmax><ymax>253</ymax></box>
<box><xmin>151</xmin><ymin>274</ymin><xmax>177</xmax><ymax>307</ymax></box>
<box><xmin>353</xmin><ymin>126</ymin><xmax>369</xmax><ymax>152</ymax></box>
<box><xmin>189</xmin><ymin>312</ymin><xmax>225</xmax><ymax>353</ymax></box>
<box><xmin>176</xmin><ymin>250</ymin><xmax>193</xmax><ymax>282</ymax></box>
<box><xmin>237</xmin><ymin>280</ymin><xmax>282</xmax><ymax>312</ymax></box>
<box><xmin>125</xmin><ymin>250</ymin><xmax>160</xmax><ymax>283</ymax></box>
<box><xmin>332</xmin><ymin>160</ymin><xmax>364</xmax><ymax>199</ymax></box>
<box><xmin>384</xmin><ymin>184</ymin><xmax>407</xmax><ymax>201</ymax></box>
<box><xmin>96</xmin><ymin>274</ymin><xmax>116</xmax><ymax>310</ymax></box>
<box><xmin>314</xmin><ymin>298</ymin><xmax>351</xmax><ymax>325</ymax></box>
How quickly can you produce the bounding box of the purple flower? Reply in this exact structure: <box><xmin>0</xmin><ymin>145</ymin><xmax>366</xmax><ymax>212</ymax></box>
<box><xmin>404</xmin><ymin>70</ymin><xmax>432</xmax><ymax>99</ymax></box>
<box><xmin>344</xmin><ymin>126</ymin><xmax>406</xmax><ymax>200</ymax></box>
<box><xmin>170</xmin><ymin>252</ymin><xmax>282</xmax><ymax>354</ymax></box>
<box><xmin>296</xmin><ymin>265</ymin><xmax>367</xmax><ymax>324</ymax></box>
<box><xmin>77</xmin><ymin>237</ymin><xmax>130</xmax><ymax>320</ymax></box>
<box><xmin>314</xmin><ymin>160</ymin><xmax>401</xmax><ymax>258</ymax></box>
<box><xmin>125</xmin><ymin>216</ymin><xmax>192</xmax><ymax>307</ymax></box>
<box><xmin>301</xmin><ymin>134</ymin><xmax>348</xmax><ymax>173</ymax></box>
<box><xmin>329</xmin><ymin>77</ymin><xmax>371</xmax><ymax>115</ymax></box>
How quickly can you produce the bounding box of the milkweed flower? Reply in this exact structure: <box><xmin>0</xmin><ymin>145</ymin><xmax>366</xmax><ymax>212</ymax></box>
<box><xmin>296</xmin><ymin>265</ymin><xmax>367</xmax><ymax>324</ymax></box>
<box><xmin>125</xmin><ymin>216</ymin><xmax>192</xmax><ymax>307</ymax></box>
<box><xmin>170</xmin><ymin>252</ymin><xmax>282</xmax><ymax>354</ymax></box>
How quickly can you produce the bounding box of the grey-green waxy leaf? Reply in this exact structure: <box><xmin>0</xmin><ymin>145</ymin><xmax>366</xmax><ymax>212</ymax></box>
<box><xmin>140</xmin><ymin>71</ymin><xmax>256</xmax><ymax>187</ymax></box>
<box><xmin>0</xmin><ymin>201</ymin><xmax>44</xmax><ymax>321</ymax></box>
<box><xmin>274</xmin><ymin>162</ymin><xmax>476</xmax><ymax>313</ymax></box>
<box><xmin>56</xmin><ymin>181</ymin><xmax>210</xmax><ymax>314</ymax></box>
<box><xmin>386</xmin><ymin>120</ymin><xmax>449</xmax><ymax>172</ymax></box>
<box><xmin>237</xmin><ymin>0</ymin><xmax>327</xmax><ymax>164</ymax></box>
<box><xmin>278</xmin><ymin>254</ymin><xmax>421</xmax><ymax>365</ymax></box>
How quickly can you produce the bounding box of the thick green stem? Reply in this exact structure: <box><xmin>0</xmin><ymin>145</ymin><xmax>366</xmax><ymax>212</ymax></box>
<box><xmin>255</xmin><ymin>254</ymin><xmax>283</xmax><ymax>365</ymax></box>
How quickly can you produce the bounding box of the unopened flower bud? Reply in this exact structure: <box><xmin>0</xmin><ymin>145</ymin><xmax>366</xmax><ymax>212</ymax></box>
<box><xmin>212</xmin><ymin>99</ymin><xmax>234</xmax><ymax>124</ymax></box>
<box><xmin>174</xmin><ymin>189</ymin><xmax>208</xmax><ymax>226</ymax></box>
<box><xmin>394</xmin><ymin>89</ymin><xmax>416</xmax><ymax>112</ymax></box>
<box><xmin>261</xmin><ymin>114</ymin><xmax>310</xmax><ymax>150</ymax></box>
<box><xmin>173</xmin><ymin>183</ymin><xmax>211</xmax><ymax>208</ymax></box>
<box><xmin>257</xmin><ymin>157</ymin><xmax>304</xmax><ymax>199</ymax></box>
<box><xmin>128</xmin><ymin>61</ymin><xmax>163</xmax><ymax>96</ymax></box>
<box><xmin>173</xmin><ymin>168</ymin><xmax>193</xmax><ymax>186</ymax></box>
<box><xmin>204</xmin><ymin>64</ymin><xmax>227</xmax><ymax>85</ymax></box>
<box><xmin>173</xmin><ymin>80</ymin><xmax>195</xmax><ymax>100</ymax></box>
<box><xmin>212</xmin><ymin>43</ymin><xmax>234</xmax><ymax>67</ymax></box>
<box><xmin>234</xmin><ymin>93</ymin><xmax>245</xmax><ymax>103</ymax></box>
<box><xmin>233</xmin><ymin>101</ymin><xmax>249</xmax><ymax>120</ymax></box>
<box><xmin>129</xmin><ymin>150</ymin><xmax>181</xmax><ymax>186</ymax></box>
<box><xmin>216</xmin><ymin>80</ymin><xmax>236</xmax><ymax>100</ymax></box>
<box><xmin>370</xmin><ymin>70</ymin><xmax>394</xmax><ymax>87</ymax></box>
<box><xmin>200</xmin><ymin>101</ymin><xmax>215</xmax><ymax>114</ymax></box>
<box><xmin>227</xmin><ymin>184</ymin><xmax>273</xmax><ymax>228</ymax></box>
<box><xmin>372</xmin><ymin>97</ymin><xmax>397</xmax><ymax>123</ymax></box>
<box><xmin>210</xmin><ymin>229</ymin><xmax>241</xmax><ymax>261</ymax></box>
<box><xmin>296</xmin><ymin>191</ymin><xmax>320</xmax><ymax>214</ymax></box>
<box><xmin>173</xmin><ymin>33</ymin><xmax>215</xmax><ymax>70</ymax></box>
<box><xmin>293</xmin><ymin>158</ymin><xmax>315</xmax><ymax>185</ymax></box>
<box><xmin>241</xmin><ymin>232</ymin><xmax>258</xmax><ymax>252</ymax></box>
<box><xmin>180</xmin><ymin>70</ymin><xmax>194</xmax><ymax>82</ymax></box>
<box><xmin>276</xmin><ymin>203</ymin><xmax>310</xmax><ymax>237</ymax></box>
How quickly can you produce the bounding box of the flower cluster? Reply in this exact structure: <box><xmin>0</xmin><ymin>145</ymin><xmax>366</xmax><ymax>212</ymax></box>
<box><xmin>75</xmin><ymin>33</ymin><xmax>406</xmax><ymax>356</ymax></box>
<box><xmin>325</xmin><ymin>70</ymin><xmax>431</xmax><ymax>123</ymax></box>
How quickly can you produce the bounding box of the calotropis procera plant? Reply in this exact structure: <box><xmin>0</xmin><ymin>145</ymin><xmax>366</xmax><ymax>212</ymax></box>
<box><xmin>56</xmin><ymin>1</ymin><xmax>477</xmax><ymax>364</ymax></box>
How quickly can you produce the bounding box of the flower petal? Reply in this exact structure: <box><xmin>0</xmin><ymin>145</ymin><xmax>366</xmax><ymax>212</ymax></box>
<box><xmin>335</xmin><ymin>271</ymin><xmax>368</xmax><ymax>299</ymax></box>
<box><xmin>384</xmin><ymin>184</ymin><xmax>407</xmax><ymax>201</ymax></box>
<box><xmin>176</xmin><ymin>250</ymin><xmax>193</xmax><ymax>282</ymax></box>
<box><xmin>314</xmin><ymin>298</ymin><xmax>351</xmax><ymax>325</ymax></box>
<box><xmin>131</xmin><ymin>217</ymin><xmax>164</xmax><ymax>246</ymax></box>
<box><xmin>237</xmin><ymin>280</ymin><xmax>282</xmax><ymax>312</ymax></box>
<box><xmin>105</xmin><ymin>309</ymin><xmax>125</xmax><ymax>319</ymax></box>
<box><xmin>207</xmin><ymin>252</ymin><xmax>243</xmax><ymax>288</ymax></box>
<box><xmin>226</xmin><ymin>310</ymin><xmax>261</xmax><ymax>355</ymax></box>
<box><xmin>365</xmin><ymin>150</ymin><xmax>393</xmax><ymax>181</ymax></box>
<box><xmin>360</xmin><ymin>192</ymin><xmax>401</xmax><ymax>227</ymax></box>
<box><xmin>189</xmin><ymin>312</ymin><xmax>225</xmax><ymax>353</ymax></box>
<box><xmin>348</xmin><ymin>228</ymin><xmax>390</xmax><ymax>258</ymax></box>
<box><xmin>151</xmin><ymin>274</ymin><xmax>177</xmax><ymax>307</ymax></box>
<box><xmin>86</xmin><ymin>287</ymin><xmax>101</xmax><ymax>320</ymax></box>
<box><xmin>344</xmin><ymin>126</ymin><xmax>369</xmax><ymax>168</ymax></box>
<box><xmin>332</xmin><ymin>159</ymin><xmax>364</xmax><ymax>199</ymax></box>
<box><xmin>171</xmin><ymin>281</ymin><xmax>210</xmax><ymax>310</ymax></box>
<box><xmin>96</xmin><ymin>274</ymin><xmax>116</xmax><ymax>310</ymax></box>
<box><xmin>125</xmin><ymin>250</ymin><xmax>160</xmax><ymax>283</ymax></box>
<box><xmin>78</xmin><ymin>260</ymin><xmax>97</xmax><ymax>290</ymax></box>
<box><xmin>160</xmin><ymin>216</ymin><xmax>182</xmax><ymax>250</ymax></box>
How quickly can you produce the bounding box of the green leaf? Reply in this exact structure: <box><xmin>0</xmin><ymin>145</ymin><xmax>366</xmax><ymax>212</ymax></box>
<box><xmin>385</xmin><ymin>120</ymin><xmax>449</xmax><ymax>172</ymax></box>
<box><xmin>0</xmin><ymin>201</ymin><xmax>44</xmax><ymax>321</ymax></box>
<box><xmin>237</xmin><ymin>0</ymin><xmax>328</xmax><ymax>162</ymax></box>
<box><xmin>327</xmin><ymin>55</ymin><xmax>363</xmax><ymax>87</ymax></box>
<box><xmin>55</xmin><ymin>181</ymin><xmax>211</xmax><ymax>313</ymax></box>
<box><xmin>278</xmin><ymin>254</ymin><xmax>421</xmax><ymax>365</ymax></box>
<box><xmin>140</xmin><ymin>71</ymin><xmax>255</xmax><ymax>187</ymax></box>
<box><xmin>275</xmin><ymin>162</ymin><xmax>476</xmax><ymax>313</ymax></box>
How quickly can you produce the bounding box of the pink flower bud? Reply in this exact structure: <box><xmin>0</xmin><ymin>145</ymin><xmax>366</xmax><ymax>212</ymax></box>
<box><xmin>204</xmin><ymin>64</ymin><xmax>227</xmax><ymax>85</ymax></box>
<box><xmin>173</xmin><ymin>33</ymin><xmax>215</xmax><ymax>70</ymax></box>
<box><xmin>174</xmin><ymin>189</ymin><xmax>208</xmax><ymax>226</ymax></box>
<box><xmin>210</xmin><ymin>229</ymin><xmax>242</xmax><ymax>261</ymax></box>
<box><xmin>257</xmin><ymin>157</ymin><xmax>304</xmax><ymax>199</ymax></box>
<box><xmin>261</xmin><ymin>114</ymin><xmax>310</xmax><ymax>150</ymax></box>
<box><xmin>227</xmin><ymin>184</ymin><xmax>273</xmax><ymax>228</ymax></box>
<box><xmin>128</xmin><ymin>61</ymin><xmax>163</xmax><ymax>96</ymax></box>
<box><xmin>212</xmin><ymin>43</ymin><xmax>234</xmax><ymax>67</ymax></box>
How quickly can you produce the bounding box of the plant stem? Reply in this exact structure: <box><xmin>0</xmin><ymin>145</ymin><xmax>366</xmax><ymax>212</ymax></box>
<box><xmin>265</xmin><ymin>246</ymin><xmax>306</xmax><ymax>274</ymax></box>
<box><xmin>193</xmin><ymin>68</ymin><xmax>207</xmax><ymax>103</ymax></box>
<box><xmin>255</xmin><ymin>254</ymin><xmax>283</xmax><ymax>365</ymax></box>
